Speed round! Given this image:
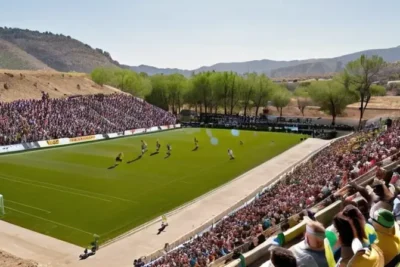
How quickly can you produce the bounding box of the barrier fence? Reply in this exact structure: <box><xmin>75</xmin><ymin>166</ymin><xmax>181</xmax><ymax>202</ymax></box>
<box><xmin>0</xmin><ymin>124</ymin><xmax>181</xmax><ymax>154</ymax></box>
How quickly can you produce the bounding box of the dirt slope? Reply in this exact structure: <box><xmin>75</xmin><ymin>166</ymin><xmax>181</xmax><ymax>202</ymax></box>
<box><xmin>0</xmin><ymin>69</ymin><xmax>123</xmax><ymax>102</ymax></box>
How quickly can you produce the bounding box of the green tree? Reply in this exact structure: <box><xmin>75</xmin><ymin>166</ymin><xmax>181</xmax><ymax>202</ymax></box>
<box><xmin>294</xmin><ymin>86</ymin><xmax>312</xmax><ymax>116</ymax></box>
<box><xmin>191</xmin><ymin>72</ymin><xmax>212</xmax><ymax>114</ymax></box>
<box><xmin>166</xmin><ymin>74</ymin><xmax>187</xmax><ymax>114</ymax></box>
<box><xmin>341</xmin><ymin>55</ymin><xmax>386</xmax><ymax>128</ymax></box>
<box><xmin>253</xmin><ymin>74</ymin><xmax>272</xmax><ymax>116</ymax></box>
<box><xmin>240</xmin><ymin>73</ymin><xmax>257</xmax><ymax>116</ymax></box>
<box><xmin>228</xmin><ymin>74</ymin><xmax>241</xmax><ymax>115</ymax></box>
<box><xmin>271</xmin><ymin>87</ymin><xmax>291</xmax><ymax>117</ymax></box>
<box><xmin>146</xmin><ymin>74</ymin><xmax>169</xmax><ymax>110</ymax></box>
<box><xmin>91</xmin><ymin>67</ymin><xmax>112</xmax><ymax>86</ymax></box>
<box><xmin>308</xmin><ymin>81</ymin><xmax>356</xmax><ymax>125</ymax></box>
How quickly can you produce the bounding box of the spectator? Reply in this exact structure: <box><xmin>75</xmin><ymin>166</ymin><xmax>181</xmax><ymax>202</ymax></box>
<box><xmin>290</xmin><ymin>220</ymin><xmax>328</xmax><ymax>267</ymax></box>
<box><xmin>146</xmin><ymin>121</ymin><xmax>400</xmax><ymax>267</ymax></box>
<box><xmin>262</xmin><ymin>247</ymin><xmax>297</xmax><ymax>267</ymax></box>
<box><xmin>370</xmin><ymin>209</ymin><xmax>400</xmax><ymax>266</ymax></box>
<box><xmin>333</xmin><ymin>212</ymin><xmax>384</xmax><ymax>267</ymax></box>
<box><xmin>0</xmin><ymin>94</ymin><xmax>176</xmax><ymax>145</ymax></box>
<box><xmin>370</xmin><ymin>179</ymin><xmax>395</xmax><ymax>218</ymax></box>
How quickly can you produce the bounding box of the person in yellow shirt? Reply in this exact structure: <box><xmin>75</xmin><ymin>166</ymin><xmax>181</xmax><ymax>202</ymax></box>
<box><xmin>370</xmin><ymin>209</ymin><xmax>400</xmax><ymax>266</ymax></box>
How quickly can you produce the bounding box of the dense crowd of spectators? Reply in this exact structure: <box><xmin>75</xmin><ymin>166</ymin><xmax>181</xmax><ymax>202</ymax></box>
<box><xmin>0</xmin><ymin>93</ymin><xmax>176</xmax><ymax>145</ymax></box>
<box><xmin>263</xmin><ymin>164</ymin><xmax>400</xmax><ymax>267</ymax></box>
<box><xmin>145</xmin><ymin>122</ymin><xmax>400</xmax><ymax>267</ymax></box>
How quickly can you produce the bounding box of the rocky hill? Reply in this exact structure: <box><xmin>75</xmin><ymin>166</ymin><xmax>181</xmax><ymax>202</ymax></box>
<box><xmin>0</xmin><ymin>27</ymin><xmax>119</xmax><ymax>73</ymax></box>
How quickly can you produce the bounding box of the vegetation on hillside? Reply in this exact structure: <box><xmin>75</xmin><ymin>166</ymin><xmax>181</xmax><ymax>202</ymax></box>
<box><xmin>92</xmin><ymin>55</ymin><xmax>387</xmax><ymax>127</ymax></box>
<box><xmin>0</xmin><ymin>27</ymin><xmax>119</xmax><ymax>72</ymax></box>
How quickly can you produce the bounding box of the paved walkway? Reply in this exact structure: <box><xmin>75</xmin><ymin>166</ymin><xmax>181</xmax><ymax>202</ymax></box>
<box><xmin>0</xmin><ymin>138</ymin><xmax>329</xmax><ymax>267</ymax></box>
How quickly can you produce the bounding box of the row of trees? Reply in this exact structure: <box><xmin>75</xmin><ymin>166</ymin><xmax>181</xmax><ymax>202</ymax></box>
<box><xmin>91</xmin><ymin>55</ymin><xmax>387</xmax><ymax>128</ymax></box>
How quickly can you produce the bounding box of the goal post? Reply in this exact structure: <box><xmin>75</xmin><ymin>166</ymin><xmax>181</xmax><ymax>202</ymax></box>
<box><xmin>0</xmin><ymin>194</ymin><xmax>4</xmax><ymax>216</ymax></box>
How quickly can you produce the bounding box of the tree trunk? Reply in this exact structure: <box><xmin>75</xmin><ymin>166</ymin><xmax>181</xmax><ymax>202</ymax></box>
<box><xmin>224</xmin><ymin>83</ymin><xmax>228</xmax><ymax>115</ymax></box>
<box><xmin>332</xmin><ymin>114</ymin><xmax>336</xmax><ymax>126</ymax></box>
<box><xmin>358</xmin><ymin>94</ymin><xmax>365</xmax><ymax>130</ymax></box>
<box><xmin>279</xmin><ymin>107</ymin><xmax>283</xmax><ymax>117</ymax></box>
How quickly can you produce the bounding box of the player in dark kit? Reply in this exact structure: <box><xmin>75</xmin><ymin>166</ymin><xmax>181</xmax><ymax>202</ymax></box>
<box><xmin>115</xmin><ymin>152</ymin><xmax>124</xmax><ymax>164</ymax></box>
<box><xmin>141</xmin><ymin>140</ymin><xmax>148</xmax><ymax>156</ymax></box>
<box><xmin>166</xmin><ymin>144</ymin><xmax>172</xmax><ymax>156</ymax></box>
<box><xmin>156</xmin><ymin>140</ymin><xmax>161</xmax><ymax>152</ymax></box>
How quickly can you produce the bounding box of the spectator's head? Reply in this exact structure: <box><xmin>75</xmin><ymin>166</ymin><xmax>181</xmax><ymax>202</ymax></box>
<box><xmin>304</xmin><ymin>220</ymin><xmax>325</xmax><ymax>250</ymax></box>
<box><xmin>342</xmin><ymin>204</ymin><xmax>366</xmax><ymax>241</ymax></box>
<box><xmin>270</xmin><ymin>247</ymin><xmax>297</xmax><ymax>267</ymax></box>
<box><xmin>333</xmin><ymin>213</ymin><xmax>355</xmax><ymax>247</ymax></box>
<box><xmin>370</xmin><ymin>208</ymin><xmax>395</xmax><ymax>229</ymax></box>
<box><xmin>371</xmin><ymin>178</ymin><xmax>393</xmax><ymax>201</ymax></box>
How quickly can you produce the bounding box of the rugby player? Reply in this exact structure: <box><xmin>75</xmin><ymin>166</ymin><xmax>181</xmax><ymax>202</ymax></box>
<box><xmin>228</xmin><ymin>148</ymin><xmax>235</xmax><ymax>160</ymax></box>
<box><xmin>115</xmin><ymin>152</ymin><xmax>124</xmax><ymax>164</ymax></box>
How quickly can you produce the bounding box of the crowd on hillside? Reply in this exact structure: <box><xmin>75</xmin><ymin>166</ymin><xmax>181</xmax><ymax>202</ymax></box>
<box><xmin>0</xmin><ymin>93</ymin><xmax>176</xmax><ymax>145</ymax></box>
<box><xmin>143</xmin><ymin>122</ymin><xmax>400</xmax><ymax>267</ymax></box>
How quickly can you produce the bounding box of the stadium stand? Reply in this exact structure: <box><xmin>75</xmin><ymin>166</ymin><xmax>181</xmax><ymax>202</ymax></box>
<box><xmin>0</xmin><ymin>93</ymin><xmax>176</xmax><ymax>145</ymax></box>
<box><xmin>143</xmin><ymin>121</ymin><xmax>400</xmax><ymax>267</ymax></box>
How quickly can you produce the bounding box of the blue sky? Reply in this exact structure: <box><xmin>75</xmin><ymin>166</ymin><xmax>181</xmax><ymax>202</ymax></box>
<box><xmin>1</xmin><ymin>0</ymin><xmax>399</xmax><ymax>69</ymax></box>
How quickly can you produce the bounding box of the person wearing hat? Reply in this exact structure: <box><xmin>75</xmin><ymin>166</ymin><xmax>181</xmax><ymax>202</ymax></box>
<box><xmin>370</xmin><ymin>208</ymin><xmax>400</xmax><ymax>267</ymax></box>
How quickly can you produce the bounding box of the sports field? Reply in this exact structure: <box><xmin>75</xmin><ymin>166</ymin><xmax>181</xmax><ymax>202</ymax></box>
<box><xmin>0</xmin><ymin>128</ymin><xmax>303</xmax><ymax>246</ymax></box>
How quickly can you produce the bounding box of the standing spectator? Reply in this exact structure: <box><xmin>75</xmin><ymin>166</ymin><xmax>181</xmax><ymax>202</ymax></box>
<box><xmin>370</xmin><ymin>209</ymin><xmax>400</xmax><ymax>266</ymax></box>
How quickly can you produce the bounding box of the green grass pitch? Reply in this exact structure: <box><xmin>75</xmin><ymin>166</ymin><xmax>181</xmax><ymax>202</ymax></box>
<box><xmin>0</xmin><ymin>128</ymin><xmax>303</xmax><ymax>246</ymax></box>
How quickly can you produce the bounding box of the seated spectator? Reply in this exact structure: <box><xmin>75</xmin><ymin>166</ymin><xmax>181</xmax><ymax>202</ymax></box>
<box><xmin>370</xmin><ymin>209</ymin><xmax>400</xmax><ymax>266</ymax></box>
<box><xmin>262</xmin><ymin>247</ymin><xmax>297</xmax><ymax>267</ymax></box>
<box><xmin>290</xmin><ymin>220</ymin><xmax>328</xmax><ymax>267</ymax></box>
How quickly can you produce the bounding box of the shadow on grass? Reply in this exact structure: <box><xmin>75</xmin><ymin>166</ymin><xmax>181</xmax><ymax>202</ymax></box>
<box><xmin>127</xmin><ymin>156</ymin><xmax>142</xmax><ymax>164</ymax></box>
<box><xmin>107</xmin><ymin>164</ymin><xmax>118</xmax><ymax>170</ymax></box>
<box><xmin>150</xmin><ymin>151</ymin><xmax>159</xmax><ymax>156</ymax></box>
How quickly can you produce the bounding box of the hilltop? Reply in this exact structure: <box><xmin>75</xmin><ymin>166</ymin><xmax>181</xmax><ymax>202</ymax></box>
<box><xmin>131</xmin><ymin>46</ymin><xmax>400</xmax><ymax>78</ymax></box>
<box><xmin>1</xmin><ymin>27</ymin><xmax>400</xmax><ymax>80</ymax></box>
<box><xmin>0</xmin><ymin>27</ymin><xmax>119</xmax><ymax>73</ymax></box>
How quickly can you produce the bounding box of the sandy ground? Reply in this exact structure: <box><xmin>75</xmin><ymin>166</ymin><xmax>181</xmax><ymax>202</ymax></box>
<box><xmin>0</xmin><ymin>69</ymin><xmax>122</xmax><ymax>102</ymax></box>
<box><xmin>0</xmin><ymin>138</ymin><xmax>328</xmax><ymax>267</ymax></box>
<box><xmin>0</xmin><ymin>250</ymin><xmax>38</xmax><ymax>267</ymax></box>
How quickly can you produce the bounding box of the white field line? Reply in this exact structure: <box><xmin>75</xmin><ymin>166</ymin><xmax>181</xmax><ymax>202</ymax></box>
<box><xmin>0</xmin><ymin>173</ymin><xmax>136</xmax><ymax>204</ymax></box>
<box><xmin>4</xmin><ymin>206</ymin><xmax>93</xmax><ymax>236</ymax></box>
<box><xmin>5</xmin><ymin>200</ymin><xmax>51</xmax><ymax>214</ymax></box>
<box><xmin>0</xmin><ymin>175</ymin><xmax>112</xmax><ymax>203</ymax></box>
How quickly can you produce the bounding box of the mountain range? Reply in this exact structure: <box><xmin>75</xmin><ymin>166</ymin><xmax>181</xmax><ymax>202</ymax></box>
<box><xmin>1</xmin><ymin>27</ymin><xmax>400</xmax><ymax>78</ymax></box>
